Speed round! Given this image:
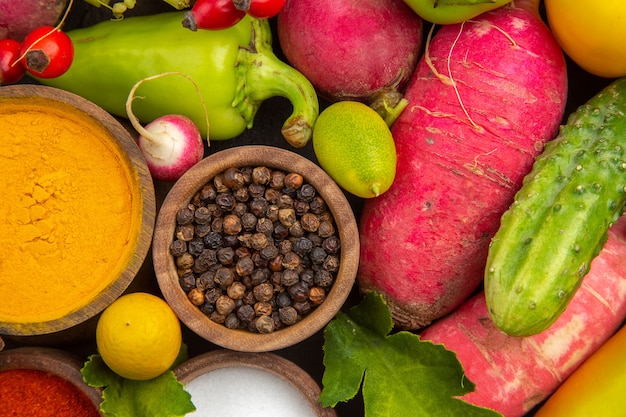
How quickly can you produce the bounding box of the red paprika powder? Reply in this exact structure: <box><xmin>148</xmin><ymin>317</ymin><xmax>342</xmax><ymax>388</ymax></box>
<box><xmin>0</xmin><ymin>368</ymin><xmax>101</xmax><ymax>417</ymax></box>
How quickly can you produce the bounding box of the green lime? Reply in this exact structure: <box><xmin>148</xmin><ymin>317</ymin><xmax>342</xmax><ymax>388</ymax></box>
<box><xmin>313</xmin><ymin>101</ymin><xmax>397</xmax><ymax>198</ymax></box>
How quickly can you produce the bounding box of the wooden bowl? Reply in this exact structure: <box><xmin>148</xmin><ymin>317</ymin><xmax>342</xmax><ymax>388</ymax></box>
<box><xmin>0</xmin><ymin>346</ymin><xmax>102</xmax><ymax>415</ymax></box>
<box><xmin>0</xmin><ymin>85</ymin><xmax>156</xmax><ymax>336</ymax></box>
<box><xmin>154</xmin><ymin>145</ymin><xmax>359</xmax><ymax>352</ymax></box>
<box><xmin>174</xmin><ymin>349</ymin><xmax>336</xmax><ymax>417</ymax></box>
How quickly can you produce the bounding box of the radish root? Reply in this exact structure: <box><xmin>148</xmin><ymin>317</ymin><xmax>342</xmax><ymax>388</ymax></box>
<box><xmin>125</xmin><ymin>71</ymin><xmax>210</xmax><ymax>144</ymax></box>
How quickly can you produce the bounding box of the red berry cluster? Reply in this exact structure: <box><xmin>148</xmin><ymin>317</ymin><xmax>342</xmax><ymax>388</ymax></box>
<box><xmin>0</xmin><ymin>26</ymin><xmax>74</xmax><ymax>86</ymax></box>
<box><xmin>182</xmin><ymin>0</ymin><xmax>287</xmax><ymax>31</ymax></box>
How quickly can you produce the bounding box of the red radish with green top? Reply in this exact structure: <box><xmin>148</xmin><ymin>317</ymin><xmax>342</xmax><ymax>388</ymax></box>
<box><xmin>357</xmin><ymin>0</ymin><xmax>568</xmax><ymax>329</ymax></box>
<box><xmin>420</xmin><ymin>216</ymin><xmax>626</xmax><ymax>416</ymax></box>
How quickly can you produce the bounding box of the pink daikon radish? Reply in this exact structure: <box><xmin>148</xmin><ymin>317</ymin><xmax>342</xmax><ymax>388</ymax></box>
<box><xmin>357</xmin><ymin>0</ymin><xmax>568</xmax><ymax>329</ymax></box>
<box><xmin>420</xmin><ymin>216</ymin><xmax>626</xmax><ymax>416</ymax></box>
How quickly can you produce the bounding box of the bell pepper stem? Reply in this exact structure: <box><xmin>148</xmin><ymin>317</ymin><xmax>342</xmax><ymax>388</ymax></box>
<box><xmin>234</xmin><ymin>18</ymin><xmax>319</xmax><ymax>148</ymax></box>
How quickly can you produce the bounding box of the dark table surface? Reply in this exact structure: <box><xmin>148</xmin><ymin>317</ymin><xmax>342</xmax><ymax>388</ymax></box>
<box><xmin>2</xmin><ymin>1</ymin><xmax>618</xmax><ymax>416</ymax></box>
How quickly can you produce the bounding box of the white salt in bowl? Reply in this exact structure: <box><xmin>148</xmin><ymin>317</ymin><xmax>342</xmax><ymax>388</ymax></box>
<box><xmin>174</xmin><ymin>349</ymin><xmax>336</xmax><ymax>417</ymax></box>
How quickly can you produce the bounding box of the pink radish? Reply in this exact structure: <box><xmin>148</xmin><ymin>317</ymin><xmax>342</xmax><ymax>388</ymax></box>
<box><xmin>357</xmin><ymin>0</ymin><xmax>568</xmax><ymax>329</ymax></box>
<box><xmin>276</xmin><ymin>0</ymin><xmax>423</xmax><ymax>110</ymax></box>
<box><xmin>420</xmin><ymin>216</ymin><xmax>626</xmax><ymax>416</ymax></box>
<box><xmin>126</xmin><ymin>72</ymin><xmax>207</xmax><ymax>182</ymax></box>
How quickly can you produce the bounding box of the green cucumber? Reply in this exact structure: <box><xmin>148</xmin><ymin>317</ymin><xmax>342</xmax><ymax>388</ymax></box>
<box><xmin>485</xmin><ymin>77</ymin><xmax>626</xmax><ymax>337</ymax></box>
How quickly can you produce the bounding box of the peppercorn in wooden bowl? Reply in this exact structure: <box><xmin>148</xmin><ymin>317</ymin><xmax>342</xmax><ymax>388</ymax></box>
<box><xmin>0</xmin><ymin>84</ymin><xmax>156</xmax><ymax>339</ymax></box>
<box><xmin>154</xmin><ymin>145</ymin><xmax>359</xmax><ymax>352</ymax></box>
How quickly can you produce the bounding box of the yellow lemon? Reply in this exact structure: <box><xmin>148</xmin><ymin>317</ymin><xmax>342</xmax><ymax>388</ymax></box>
<box><xmin>313</xmin><ymin>101</ymin><xmax>397</xmax><ymax>198</ymax></box>
<box><xmin>96</xmin><ymin>292</ymin><xmax>182</xmax><ymax>381</ymax></box>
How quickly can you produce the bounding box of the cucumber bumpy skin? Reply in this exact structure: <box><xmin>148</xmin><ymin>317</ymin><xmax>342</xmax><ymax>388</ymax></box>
<box><xmin>485</xmin><ymin>77</ymin><xmax>626</xmax><ymax>337</ymax></box>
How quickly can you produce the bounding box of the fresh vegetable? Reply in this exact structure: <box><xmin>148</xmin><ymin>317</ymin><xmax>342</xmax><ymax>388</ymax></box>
<box><xmin>38</xmin><ymin>12</ymin><xmax>318</xmax><ymax>147</ymax></box>
<box><xmin>0</xmin><ymin>0</ymin><xmax>68</xmax><ymax>41</ymax></box>
<box><xmin>545</xmin><ymin>0</ymin><xmax>626</xmax><ymax>78</ymax></box>
<box><xmin>81</xmin><ymin>349</ymin><xmax>195</xmax><ymax>417</ymax></box>
<box><xmin>234</xmin><ymin>0</ymin><xmax>286</xmax><ymax>19</ymax></box>
<box><xmin>357</xmin><ymin>0</ymin><xmax>568</xmax><ymax>330</ymax></box>
<box><xmin>312</xmin><ymin>101</ymin><xmax>397</xmax><ymax>198</ymax></box>
<box><xmin>126</xmin><ymin>73</ymin><xmax>207</xmax><ymax>182</ymax></box>
<box><xmin>401</xmin><ymin>0</ymin><xmax>511</xmax><ymax>24</ymax></box>
<box><xmin>19</xmin><ymin>26</ymin><xmax>74</xmax><ymax>78</ymax></box>
<box><xmin>534</xmin><ymin>324</ymin><xmax>626</xmax><ymax>417</ymax></box>
<box><xmin>276</xmin><ymin>0</ymin><xmax>422</xmax><ymax>115</ymax></box>
<box><xmin>485</xmin><ymin>77</ymin><xmax>626</xmax><ymax>337</ymax></box>
<box><xmin>181</xmin><ymin>0</ymin><xmax>246</xmax><ymax>31</ymax></box>
<box><xmin>0</xmin><ymin>39</ymin><xmax>26</xmax><ymax>85</ymax></box>
<box><xmin>420</xmin><ymin>215</ymin><xmax>626</xmax><ymax>417</ymax></box>
<box><xmin>321</xmin><ymin>292</ymin><xmax>501</xmax><ymax>417</ymax></box>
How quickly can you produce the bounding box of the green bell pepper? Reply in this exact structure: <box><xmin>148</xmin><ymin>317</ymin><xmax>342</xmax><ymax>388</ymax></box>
<box><xmin>403</xmin><ymin>0</ymin><xmax>512</xmax><ymax>24</ymax></box>
<box><xmin>39</xmin><ymin>12</ymin><xmax>318</xmax><ymax>147</ymax></box>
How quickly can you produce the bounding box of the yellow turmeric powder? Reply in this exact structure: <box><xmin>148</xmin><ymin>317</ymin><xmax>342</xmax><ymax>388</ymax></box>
<box><xmin>0</xmin><ymin>97</ymin><xmax>142</xmax><ymax>325</ymax></box>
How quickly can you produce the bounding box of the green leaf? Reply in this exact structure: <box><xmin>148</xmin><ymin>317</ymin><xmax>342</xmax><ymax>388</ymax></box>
<box><xmin>81</xmin><ymin>346</ymin><xmax>195</xmax><ymax>417</ymax></box>
<box><xmin>320</xmin><ymin>292</ymin><xmax>502</xmax><ymax>417</ymax></box>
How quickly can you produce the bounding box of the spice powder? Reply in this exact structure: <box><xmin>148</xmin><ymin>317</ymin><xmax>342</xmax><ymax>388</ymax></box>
<box><xmin>0</xmin><ymin>97</ymin><xmax>142</xmax><ymax>325</ymax></box>
<box><xmin>0</xmin><ymin>368</ymin><xmax>101</xmax><ymax>417</ymax></box>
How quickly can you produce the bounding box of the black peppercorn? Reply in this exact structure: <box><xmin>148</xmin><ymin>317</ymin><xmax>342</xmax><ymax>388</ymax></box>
<box><xmin>196</xmin><ymin>270</ymin><xmax>216</xmax><ymax>291</ymax></box>
<box><xmin>216</xmin><ymin>295</ymin><xmax>236</xmax><ymax>315</ymax></box>
<box><xmin>317</xmin><ymin>220</ymin><xmax>335</xmax><ymax>238</ymax></box>
<box><xmin>176</xmin><ymin>206</ymin><xmax>195</xmax><ymax>225</ymax></box>
<box><xmin>292</xmin><ymin>237</ymin><xmax>314</xmax><ymax>256</ymax></box>
<box><xmin>222</xmin><ymin>214</ymin><xmax>242</xmax><ymax>235</ymax></box>
<box><xmin>169</xmin><ymin>239</ymin><xmax>188</xmax><ymax>257</ymax></box>
<box><xmin>284</xmin><ymin>172</ymin><xmax>303</xmax><ymax>190</ymax></box>
<box><xmin>224</xmin><ymin>313</ymin><xmax>240</xmax><ymax>329</ymax></box>
<box><xmin>281</xmin><ymin>269</ymin><xmax>300</xmax><ymax>287</ymax></box>
<box><xmin>276</xmin><ymin>291</ymin><xmax>292</xmax><ymax>308</ymax></box>
<box><xmin>269</xmin><ymin>170</ymin><xmax>285</xmax><ymax>189</ymax></box>
<box><xmin>309</xmin><ymin>287</ymin><xmax>326</xmax><ymax>305</ymax></box>
<box><xmin>175</xmin><ymin>224</ymin><xmax>195</xmax><ymax>242</ymax></box>
<box><xmin>314</xmin><ymin>269</ymin><xmax>334</xmax><ymax>288</ymax></box>
<box><xmin>296</xmin><ymin>184</ymin><xmax>316</xmax><ymax>202</ymax></box>
<box><xmin>288</xmin><ymin>282</ymin><xmax>310</xmax><ymax>303</ymax></box>
<box><xmin>235</xmin><ymin>256</ymin><xmax>255</xmax><ymax>277</ymax></box>
<box><xmin>179</xmin><ymin>273</ymin><xmax>196</xmax><ymax>292</ymax></box>
<box><xmin>222</xmin><ymin>167</ymin><xmax>245</xmax><ymax>189</ymax></box>
<box><xmin>198</xmin><ymin>183</ymin><xmax>217</xmax><ymax>202</ymax></box>
<box><xmin>217</xmin><ymin>247</ymin><xmax>236</xmax><ymax>265</ymax></box>
<box><xmin>292</xmin><ymin>300</ymin><xmax>311</xmax><ymax>315</ymax></box>
<box><xmin>194</xmin><ymin>206</ymin><xmax>212</xmax><ymax>224</ymax></box>
<box><xmin>227</xmin><ymin>281</ymin><xmax>247</xmax><ymax>299</ymax></box>
<box><xmin>281</xmin><ymin>252</ymin><xmax>301</xmax><ymax>270</ymax></box>
<box><xmin>252</xmin><ymin>166</ymin><xmax>271</xmax><ymax>184</ymax></box>
<box><xmin>214</xmin><ymin>267</ymin><xmax>235</xmax><ymax>289</ymax></box>
<box><xmin>256</xmin><ymin>217</ymin><xmax>274</xmax><ymax>235</ymax></box>
<box><xmin>176</xmin><ymin>253</ymin><xmax>195</xmax><ymax>270</ymax></box>
<box><xmin>255</xmin><ymin>315</ymin><xmax>275</xmax><ymax>333</ymax></box>
<box><xmin>237</xmin><ymin>304</ymin><xmax>255</xmax><ymax>323</ymax></box>
<box><xmin>241</xmin><ymin>212</ymin><xmax>257</xmax><ymax>230</ymax></box>
<box><xmin>322</xmin><ymin>235</ymin><xmax>341</xmax><ymax>254</ymax></box>
<box><xmin>279</xmin><ymin>306</ymin><xmax>299</xmax><ymax>325</ymax></box>
<box><xmin>203</xmin><ymin>231</ymin><xmax>223</xmax><ymax>249</ymax></box>
<box><xmin>216</xmin><ymin>192</ymin><xmax>237</xmax><ymax>211</ymax></box>
<box><xmin>253</xmin><ymin>282</ymin><xmax>274</xmax><ymax>302</ymax></box>
<box><xmin>188</xmin><ymin>288</ymin><xmax>205</xmax><ymax>306</ymax></box>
